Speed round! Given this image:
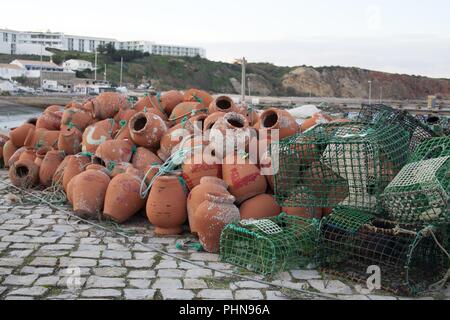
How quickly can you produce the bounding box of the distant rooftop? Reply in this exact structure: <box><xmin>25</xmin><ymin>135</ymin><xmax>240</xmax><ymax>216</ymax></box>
<box><xmin>12</xmin><ymin>59</ymin><xmax>60</xmax><ymax>68</ymax></box>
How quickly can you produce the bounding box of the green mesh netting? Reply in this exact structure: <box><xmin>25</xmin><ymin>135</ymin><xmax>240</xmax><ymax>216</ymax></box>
<box><xmin>219</xmin><ymin>214</ymin><xmax>319</xmax><ymax>276</ymax></box>
<box><xmin>407</xmin><ymin>136</ymin><xmax>450</xmax><ymax>163</ymax></box>
<box><xmin>272</xmin><ymin>122</ymin><xmax>409</xmax><ymax>215</ymax></box>
<box><xmin>381</xmin><ymin>156</ymin><xmax>449</xmax><ymax>225</ymax></box>
<box><xmin>356</xmin><ymin>104</ymin><xmax>438</xmax><ymax>152</ymax></box>
<box><xmin>318</xmin><ymin>208</ymin><xmax>450</xmax><ymax>295</ymax></box>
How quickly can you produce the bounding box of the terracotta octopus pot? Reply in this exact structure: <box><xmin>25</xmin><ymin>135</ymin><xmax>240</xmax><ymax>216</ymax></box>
<box><xmin>239</xmin><ymin>194</ymin><xmax>281</xmax><ymax>220</ymax></box>
<box><xmin>92</xmin><ymin>92</ymin><xmax>130</xmax><ymax>120</ymax></box>
<box><xmin>195</xmin><ymin>192</ymin><xmax>240</xmax><ymax>253</ymax></box>
<box><xmin>103</xmin><ymin>167</ymin><xmax>146</xmax><ymax>223</ymax></box>
<box><xmin>259</xmin><ymin>108</ymin><xmax>299</xmax><ymax>141</ymax></box>
<box><xmin>187</xmin><ymin>177</ymin><xmax>230</xmax><ymax>235</ymax></box>
<box><xmin>131</xmin><ymin>147</ymin><xmax>162</xmax><ymax>177</ymax></box>
<box><xmin>70</xmin><ymin>165</ymin><xmax>111</xmax><ymax>219</ymax></box>
<box><xmin>183</xmin><ymin>89</ymin><xmax>214</xmax><ymax>109</ymax></box>
<box><xmin>157</xmin><ymin>123</ymin><xmax>193</xmax><ymax>161</ymax></box>
<box><xmin>61</xmin><ymin>107</ymin><xmax>93</xmax><ymax>132</ymax></box>
<box><xmin>95</xmin><ymin>139</ymin><xmax>134</xmax><ymax>169</ymax></box>
<box><xmin>300</xmin><ymin>112</ymin><xmax>332</xmax><ymax>133</ymax></box>
<box><xmin>2</xmin><ymin>140</ymin><xmax>18</xmax><ymax>168</ymax></box>
<box><xmin>160</xmin><ymin>90</ymin><xmax>184</xmax><ymax>115</ymax></box>
<box><xmin>62</xmin><ymin>154</ymin><xmax>91</xmax><ymax>192</ymax></box>
<box><xmin>222</xmin><ymin>152</ymin><xmax>267</xmax><ymax>204</ymax></box>
<box><xmin>9</xmin><ymin>159</ymin><xmax>39</xmax><ymax>188</ymax></box>
<box><xmin>39</xmin><ymin>150</ymin><xmax>65</xmax><ymax>187</ymax></box>
<box><xmin>169</xmin><ymin>102</ymin><xmax>208</xmax><ymax>125</ymax></box>
<box><xmin>129</xmin><ymin>112</ymin><xmax>168</xmax><ymax>150</ymax></box>
<box><xmin>36</xmin><ymin>109</ymin><xmax>62</xmax><ymax>131</ymax></box>
<box><xmin>9</xmin><ymin>123</ymin><xmax>35</xmax><ymax>148</ymax></box>
<box><xmin>82</xmin><ymin>119</ymin><xmax>116</xmax><ymax>153</ymax></box>
<box><xmin>209</xmin><ymin>96</ymin><xmax>237</xmax><ymax>114</ymax></box>
<box><xmin>24</xmin><ymin>128</ymin><xmax>60</xmax><ymax>150</ymax></box>
<box><xmin>146</xmin><ymin>175</ymin><xmax>188</xmax><ymax>235</ymax></box>
<box><xmin>181</xmin><ymin>149</ymin><xmax>222</xmax><ymax>190</ymax></box>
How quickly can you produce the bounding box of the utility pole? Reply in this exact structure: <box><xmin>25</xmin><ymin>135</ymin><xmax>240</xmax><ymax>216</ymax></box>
<box><xmin>241</xmin><ymin>57</ymin><xmax>246</xmax><ymax>103</ymax></box>
<box><xmin>120</xmin><ymin>57</ymin><xmax>123</xmax><ymax>87</ymax></box>
<box><xmin>247</xmin><ymin>76</ymin><xmax>251</xmax><ymax>97</ymax></box>
<box><xmin>380</xmin><ymin>85</ymin><xmax>383</xmax><ymax>103</ymax></box>
<box><xmin>368</xmin><ymin>80</ymin><xmax>372</xmax><ymax>105</ymax></box>
<box><xmin>94</xmin><ymin>51</ymin><xmax>98</xmax><ymax>81</ymax></box>
<box><xmin>40</xmin><ymin>44</ymin><xmax>43</xmax><ymax>90</ymax></box>
<box><xmin>104</xmin><ymin>64</ymin><xmax>107</xmax><ymax>82</ymax></box>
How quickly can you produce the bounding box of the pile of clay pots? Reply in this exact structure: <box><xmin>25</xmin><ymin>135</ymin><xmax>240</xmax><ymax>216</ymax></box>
<box><xmin>1</xmin><ymin>89</ymin><xmax>332</xmax><ymax>253</ymax></box>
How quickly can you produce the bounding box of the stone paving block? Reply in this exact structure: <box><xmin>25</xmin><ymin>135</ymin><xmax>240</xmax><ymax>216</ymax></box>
<box><xmin>197</xmin><ymin>289</ymin><xmax>233</xmax><ymax>300</ymax></box>
<box><xmin>32</xmin><ymin>219</ymin><xmax>56</xmax><ymax>225</ymax></box>
<box><xmin>367</xmin><ymin>295</ymin><xmax>398</xmax><ymax>300</ymax></box>
<box><xmin>3</xmin><ymin>274</ymin><xmax>38</xmax><ymax>286</ymax></box>
<box><xmin>0</xmin><ymin>230</ymin><xmax>11</xmax><ymax>237</ymax></box>
<box><xmin>132</xmin><ymin>244</ymin><xmax>154</xmax><ymax>252</ymax></box>
<box><xmin>291</xmin><ymin>270</ymin><xmax>321</xmax><ymax>280</ymax></box>
<box><xmin>125</xmin><ymin>260</ymin><xmax>154</xmax><ymax>268</ymax></box>
<box><xmin>78</xmin><ymin>244</ymin><xmax>106</xmax><ymax>251</ymax></box>
<box><xmin>160</xmin><ymin>289</ymin><xmax>195</xmax><ymax>300</ymax></box>
<box><xmin>70</xmin><ymin>250</ymin><xmax>102</xmax><ymax>259</ymax></box>
<box><xmin>40</xmin><ymin>244</ymin><xmax>74</xmax><ymax>251</ymax></box>
<box><xmin>134</xmin><ymin>252</ymin><xmax>157</xmax><ymax>260</ymax></box>
<box><xmin>58</xmin><ymin>237</ymin><xmax>78</xmax><ymax>244</ymax></box>
<box><xmin>178</xmin><ymin>261</ymin><xmax>206</xmax><ymax>269</ymax></box>
<box><xmin>102</xmin><ymin>250</ymin><xmax>132</xmax><ymax>260</ymax></box>
<box><xmin>0</xmin><ymin>286</ymin><xmax>6</xmax><ymax>295</ymax></box>
<box><xmin>154</xmin><ymin>260</ymin><xmax>178</xmax><ymax>269</ymax></box>
<box><xmin>307</xmin><ymin>280</ymin><xmax>353</xmax><ymax>295</ymax></box>
<box><xmin>59</xmin><ymin>257</ymin><xmax>97</xmax><ymax>267</ymax></box>
<box><xmin>4</xmin><ymin>219</ymin><xmax>30</xmax><ymax>225</ymax></box>
<box><xmin>57</xmin><ymin>277</ymin><xmax>87</xmax><ymax>289</ymax></box>
<box><xmin>81</xmin><ymin>289</ymin><xmax>122</xmax><ymax>298</ymax></box>
<box><xmin>152</xmin><ymin>279</ymin><xmax>182</xmax><ymax>290</ymax></box>
<box><xmin>207</xmin><ymin>262</ymin><xmax>234</xmax><ymax>270</ymax></box>
<box><xmin>157</xmin><ymin>269</ymin><xmax>185</xmax><ymax>278</ymax></box>
<box><xmin>33</xmin><ymin>250</ymin><xmax>68</xmax><ymax>257</ymax></box>
<box><xmin>129</xmin><ymin>279</ymin><xmax>151</xmax><ymax>289</ymax></box>
<box><xmin>1</xmin><ymin>235</ymin><xmax>31</xmax><ymax>243</ymax></box>
<box><xmin>183</xmin><ymin>279</ymin><xmax>208</xmax><ymax>289</ymax></box>
<box><xmin>58</xmin><ymin>267</ymin><xmax>91</xmax><ymax>277</ymax></box>
<box><xmin>128</xmin><ymin>270</ymin><xmax>156</xmax><ymax>279</ymax></box>
<box><xmin>265</xmin><ymin>291</ymin><xmax>289</xmax><ymax>300</ymax></box>
<box><xmin>185</xmin><ymin>269</ymin><xmax>213</xmax><ymax>278</ymax></box>
<box><xmin>235</xmin><ymin>290</ymin><xmax>264</xmax><ymax>300</ymax></box>
<box><xmin>21</xmin><ymin>266</ymin><xmax>54</xmax><ymax>275</ymax></box>
<box><xmin>35</xmin><ymin>276</ymin><xmax>60</xmax><ymax>286</ymax></box>
<box><xmin>93</xmin><ymin>267</ymin><xmax>127</xmax><ymax>277</ymax></box>
<box><xmin>0</xmin><ymin>242</ymin><xmax>10</xmax><ymax>249</ymax></box>
<box><xmin>8</xmin><ymin>243</ymin><xmax>40</xmax><ymax>250</ymax></box>
<box><xmin>33</xmin><ymin>237</ymin><xmax>60</xmax><ymax>244</ymax></box>
<box><xmin>0</xmin><ymin>267</ymin><xmax>13</xmax><ymax>275</ymax></box>
<box><xmin>107</xmin><ymin>243</ymin><xmax>130</xmax><ymax>251</ymax></box>
<box><xmin>86</xmin><ymin>276</ymin><xmax>126</xmax><ymax>288</ymax></box>
<box><xmin>124</xmin><ymin>289</ymin><xmax>156</xmax><ymax>300</ymax></box>
<box><xmin>8</xmin><ymin>286</ymin><xmax>48</xmax><ymax>297</ymax></box>
<box><xmin>4</xmin><ymin>296</ymin><xmax>35</xmax><ymax>300</ymax></box>
<box><xmin>0</xmin><ymin>257</ymin><xmax>24</xmax><ymax>267</ymax></box>
<box><xmin>30</xmin><ymin>257</ymin><xmax>58</xmax><ymax>267</ymax></box>
<box><xmin>7</xmin><ymin>249</ymin><xmax>33</xmax><ymax>258</ymax></box>
<box><xmin>338</xmin><ymin>295</ymin><xmax>370</xmax><ymax>300</ymax></box>
<box><xmin>189</xmin><ymin>252</ymin><xmax>220</xmax><ymax>262</ymax></box>
<box><xmin>98</xmin><ymin>259</ymin><xmax>122</xmax><ymax>267</ymax></box>
<box><xmin>0</xmin><ymin>224</ymin><xmax>25</xmax><ymax>231</ymax></box>
<box><xmin>80</xmin><ymin>238</ymin><xmax>101</xmax><ymax>245</ymax></box>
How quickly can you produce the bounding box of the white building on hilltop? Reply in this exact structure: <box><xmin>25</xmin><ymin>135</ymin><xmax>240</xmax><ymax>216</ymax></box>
<box><xmin>0</xmin><ymin>28</ymin><xmax>206</xmax><ymax>58</ymax></box>
<box><xmin>63</xmin><ymin>59</ymin><xmax>95</xmax><ymax>72</ymax></box>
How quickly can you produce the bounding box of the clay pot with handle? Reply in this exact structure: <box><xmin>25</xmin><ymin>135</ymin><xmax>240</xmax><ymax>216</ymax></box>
<box><xmin>146</xmin><ymin>174</ymin><xmax>188</xmax><ymax>235</ymax></box>
<box><xmin>103</xmin><ymin>167</ymin><xmax>146</xmax><ymax>223</ymax></box>
<box><xmin>195</xmin><ymin>192</ymin><xmax>240</xmax><ymax>253</ymax></box>
<box><xmin>187</xmin><ymin>177</ymin><xmax>230</xmax><ymax>235</ymax></box>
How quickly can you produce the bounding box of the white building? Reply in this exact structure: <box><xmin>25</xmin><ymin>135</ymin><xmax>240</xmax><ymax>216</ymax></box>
<box><xmin>63</xmin><ymin>59</ymin><xmax>94</xmax><ymax>72</ymax></box>
<box><xmin>10</xmin><ymin>59</ymin><xmax>65</xmax><ymax>78</ymax></box>
<box><xmin>1</xmin><ymin>28</ymin><xmax>206</xmax><ymax>58</ymax></box>
<box><xmin>0</xmin><ymin>63</ymin><xmax>26</xmax><ymax>80</ymax></box>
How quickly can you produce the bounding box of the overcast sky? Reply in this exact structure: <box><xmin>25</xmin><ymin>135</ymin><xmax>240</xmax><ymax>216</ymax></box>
<box><xmin>2</xmin><ymin>0</ymin><xmax>450</xmax><ymax>78</ymax></box>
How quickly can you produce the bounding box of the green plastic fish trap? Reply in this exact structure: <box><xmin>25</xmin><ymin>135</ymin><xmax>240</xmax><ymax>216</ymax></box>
<box><xmin>407</xmin><ymin>136</ymin><xmax>450</xmax><ymax>163</ymax></box>
<box><xmin>219</xmin><ymin>214</ymin><xmax>319</xmax><ymax>276</ymax></box>
<box><xmin>318</xmin><ymin>207</ymin><xmax>450</xmax><ymax>295</ymax></box>
<box><xmin>381</xmin><ymin>156</ymin><xmax>449</xmax><ymax>225</ymax></box>
<box><xmin>357</xmin><ymin>104</ymin><xmax>437</xmax><ymax>152</ymax></box>
<box><xmin>272</xmin><ymin>122</ymin><xmax>409</xmax><ymax>215</ymax></box>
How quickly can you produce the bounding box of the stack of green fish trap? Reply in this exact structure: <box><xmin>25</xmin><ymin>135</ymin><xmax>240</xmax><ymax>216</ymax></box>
<box><xmin>272</xmin><ymin>122</ymin><xmax>409</xmax><ymax>215</ymax></box>
<box><xmin>219</xmin><ymin>214</ymin><xmax>319</xmax><ymax>276</ymax></box>
<box><xmin>318</xmin><ymin>207</ymin><xmax>450</xmax><ymax>295</ymax></box>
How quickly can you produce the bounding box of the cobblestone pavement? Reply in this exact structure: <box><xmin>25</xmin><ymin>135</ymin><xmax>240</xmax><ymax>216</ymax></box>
<box><xmin>0</xmin><ymin>171</ymin><xmax>448</xmax><ymax>300</ymax></box>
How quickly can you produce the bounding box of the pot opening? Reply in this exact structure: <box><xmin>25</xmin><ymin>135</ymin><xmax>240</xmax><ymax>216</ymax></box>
<box><xmin>16</xmin><ymin>165</ymin><xmax>29</xmax><ymax>177</ymax></box>
<box><xmin>226</xmin><ymin>115</ymin><xmax>245</xmax><ymax>128</ymax></box>
<box><xmin>27</xmin><ymin>118</ymin><xmax>38</xmax><ymax>125</ymax></box>
<box><xmin>133</xmin><ymin>115</ymin><xmax>147</xmax><ymax>132</ymax></box>
<box><xmin>262</xmin><ymin>111</ymin><xmax>279</xmax><ymax>128</ymax></box>
<box><xmin>216</xmin><ymin>98</ymin><xmax>232</xmax><ymax>110</ymax></box>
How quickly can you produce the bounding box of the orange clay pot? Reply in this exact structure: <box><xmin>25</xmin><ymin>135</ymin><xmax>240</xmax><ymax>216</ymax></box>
<box><xmin>92</xmin><ymin>92</ymin><xmax>130</xmax><ymax>120</ymax></box>
<box><xmin>157</xmin><ymin>123</ymin><xmax>193</xmax><ymax>161</ymax></box>
<box><xmin>187</xmin><ymin>177</ymin><xmax>230</xmax><ymax>234</ymax></box>
<box><xmin>129</xmin><ymin>112</ymin><xmax>168</xmax><ymax>150</ymax></box>
<box><xmin>169</xmin><ymin>102</ymin><xmax>208</xmax><ymax>124</ymax></box>
<box><xmin>239</xmin><ymin>194</ymin><xmax>281</xmax><ymax>220</ymax></box>
<box><xmin>24</xmin><ymin>128</ymin><xmax>60</xmax><ymax>150</ymax></box>
<box><xmin>222</xmin><ymin>153</ymin><xmax>267</xmax><ymax>204</ymax></box>
<box><xmin>18</xmin><ymin>149</ymin><xmax>36</xmax><ymax>162</ymax></box>
<box><xmin>82</xmin><ymin>119</ymin><xmax>116</xmax><ymax>153</ymax></box>
<box><xmin>103</xmin><ymin>167</ymin><xmax>146</xmax><ymax>223</ymax></box>
<box><xmin>238</xmin><ymin>105</ymin><xmax>260</xmax><ymax>127</ymax></box>
<box><xmin>114</xmin><ymin>124</ymin><xmax>133</xmax><ymax>141</ymax></box>
<box><xmin>160</xmin><ymin>90</ymin><xmax>184</xmax><ymax>115</ymax></box>
<box><xmin>209</xmin><ymin>96</ymin><xmax>237</xmax><ymax>114</ymax></box>
<box><xmin>9</xmin><ymin>123</ymin><xmax>35</xmax><ymax>148</ymax></box>
<box><xmin>70</xmin><ymin>165</ymin><xmax>111</xmax><ymax>219</ymax></box>
<box><xmin>95</xmin><ymin>139</ymin><xmax>134</xmax><ymax>169</ymax></box>
<box><xmin>146</xmin><ymin>175</ymin><xmax>188</xmax><ymax>235</ymax></box>
<box><xmin>7</xmin><ymin>147</ymin><xmax>27</xmax><ymax>168</ymax></box>
<box><xmin>52</xmin><ymin>156</ymin><xmax>70</xmax><ymax>186</ymax></box>
<box><xmin>108</xmin><ymin>162</ymin><xmax>130</xmax><ymax>178</ymax></box>
<box><xmin>34</xmin><ymin>147</ymin><xmax>51</xmax><ymax>168</ymax></box>
<box><xmin>182</xmin><ymin>149</ymin><xmax>222</xmax><ymax>190</ymax></box>
<box><xmin>282</xmin><ymin>206</ymin><xmax>322</xmax><ymax>220</ymax></box>
<box><xmin>195</xmin><ymin>192</ymin><xmax>240</xmax><ymax>253</ymax></box>
<box><xmin>114</xmin><ymin>108</ymin><xmax>137</xmax><ymax>124</ymax></box>
<box><xmin>134</xmin><ymin>95</ymin><xmax>168</xmax><ymax>121</ymax></box>
<box><xmin>64</xmin><ymin>101</ymin><xmax>83</xmax><ymax>110</ymax></box>
<box><xmin>58</xmin><ymin>126</ymin><xmax>82</xmax><ymax>155</ymax></box>
<box><xmin>9</xmin><ymin>159</ymin><xmax>39</xmax><ymax>188</ymax></box>
<box><xmin>131</xmin><ymin>147</ymin><xmax>162</xmax><ymax>176</ymax></box>
<box><xmin>60</xmin><ymin>107</ymin><xmax>93</xmax><ymax>132</ymax></box>
<box><xmin>39</xmin><ymin>150</ymin><xmax>64</xmax><ymax>187</ymax></box>
<box><xmin>204</xmin><ymin>112</ymin><xmax>226</xmax><ymax>132</ymax></box>
<box><xmin>36</xmin><ymin>109</ymin><xmax>62</xmax><ymax>131</ymax></box>
<box><xmin>62</xmin><ymin>154</ymin><xmax>91</xmax><ymax>192</ymax></box>
<box><xmin>2</xmin><ymin>140</ymin><xmax>17</xmax><ymax>169</ymax></box>
<box><xmin>183</xmin><ymin>89</ymin><xmax>214</xmax><ymax>109</ymax></box>
<box><xmin>300</xmin><ymin>112</ymin><xmax>332</xmax><ymax>132</ymax></box>
<box><xmin>259</xmin><ymin>108</ymin><xmax>299</xmax><ymax>141</ymax></box>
